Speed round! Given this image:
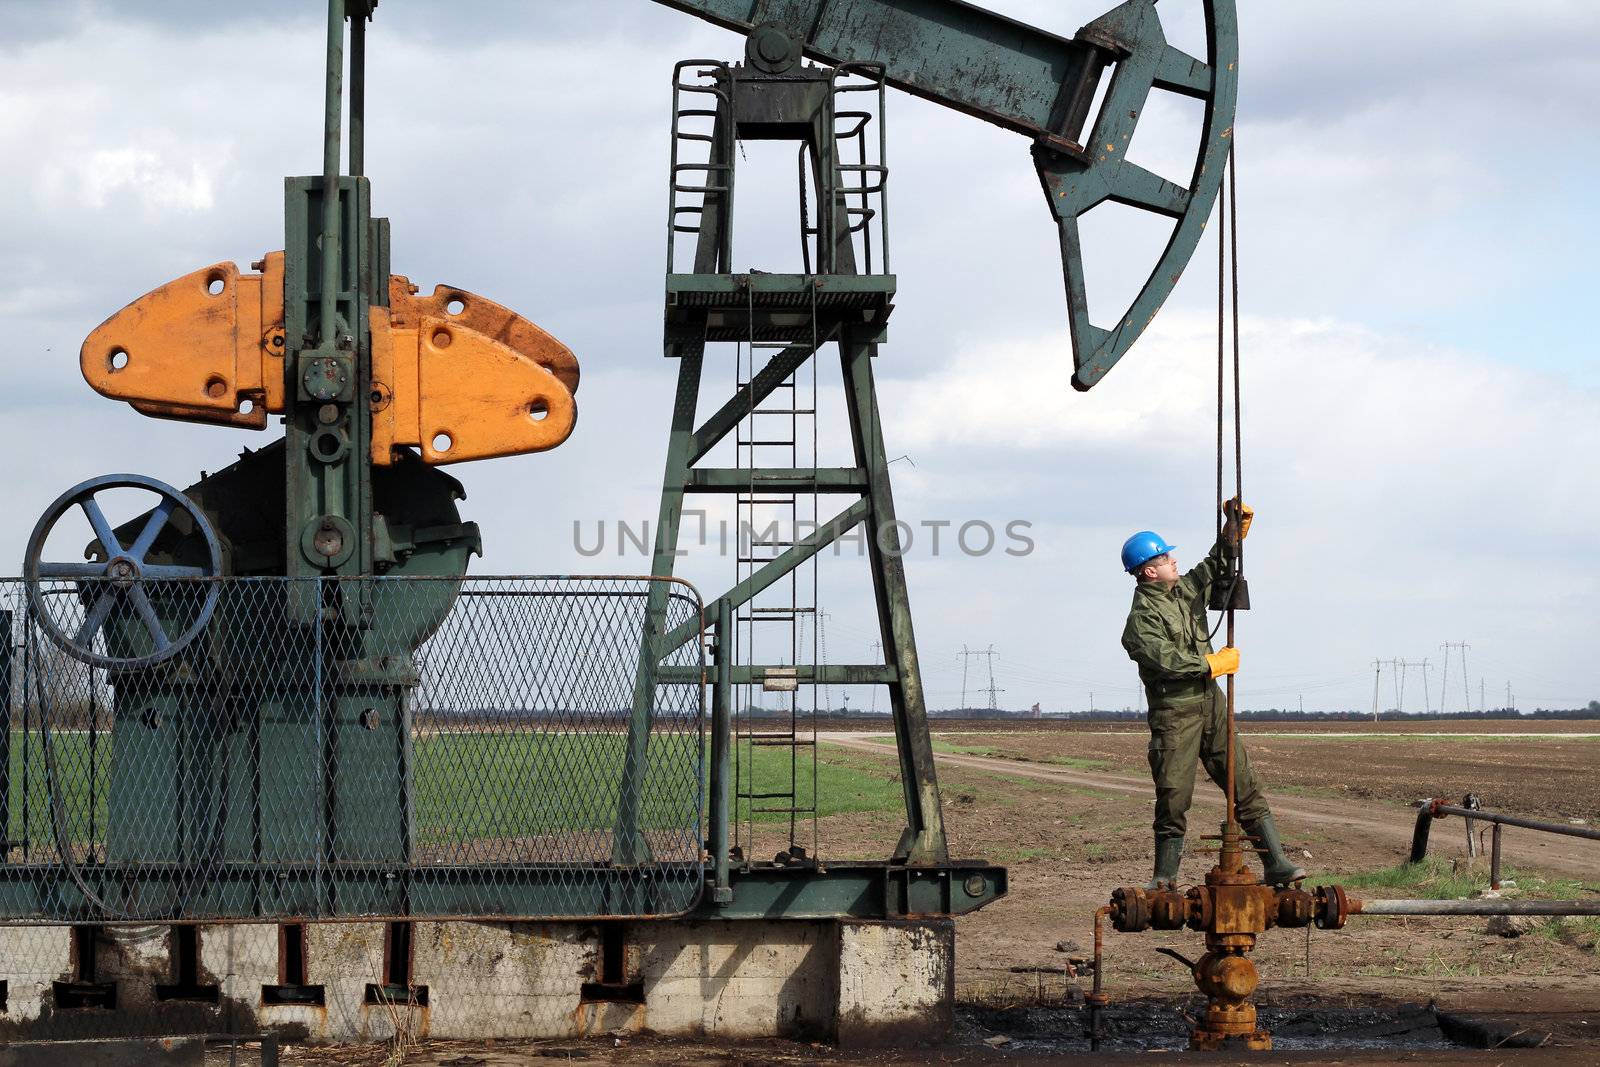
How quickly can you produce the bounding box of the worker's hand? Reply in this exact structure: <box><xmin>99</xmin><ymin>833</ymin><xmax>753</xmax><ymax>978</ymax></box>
<box><xmin>1222</xmin><ymin>498</ymin><xmax>1254</xmax><ymax>541</ymax></box>
<box><xmin>1206</xmin><ymin>647</ymin><xmax>1240</xmax><ymax>678</ymax></box>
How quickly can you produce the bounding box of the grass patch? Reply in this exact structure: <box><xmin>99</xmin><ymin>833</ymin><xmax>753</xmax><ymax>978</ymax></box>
<box><xmin>413</xmin><ymin>731</ymin><xmax>703</xmax><ymax>841</ymax></box>
<box><xmin>1354</xmin><ymin>946</ymin><xmax>1488</xmax><ymax>979</ymax></box>
<box><xmin>781</xmin><ymin>743</ymin><xmax>903</xmax><ymax>822</ymax></box>
<box><xmin>989</xmin><ymin>845</ymin><xmax>1062</xmax><ymax>864</ymax></box>
<box><xmin>954</xmin><ymin>768</ymin><xmax>1115</xmax><ymax>801</ymax></box>
<box><xmin>1308</xmin><ymin>857</ymin><xmax>1595</xmax><ymax>900</ymax></box>
<box><xmin>4</xmin><ymin>731</ymin><xmax>907</xmax><ymax>851</ymax></box>
<box><xmin>1538</xmin><ymin>916</ymin><xmax>1600</xmax><ymax>952</ymax></box>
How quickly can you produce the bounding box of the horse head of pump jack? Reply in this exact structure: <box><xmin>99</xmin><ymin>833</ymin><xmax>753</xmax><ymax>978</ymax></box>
<box><xmin>660</xmin><ymin>0</ymin><xmax>1239</xmax><ymax>390</ymax></box>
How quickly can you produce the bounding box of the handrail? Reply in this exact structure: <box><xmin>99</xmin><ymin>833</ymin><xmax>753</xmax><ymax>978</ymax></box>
<box><xmin>1409</xmin><ymin>796</ymin><xmax>1600</xmax><ymax>891</ymax></box>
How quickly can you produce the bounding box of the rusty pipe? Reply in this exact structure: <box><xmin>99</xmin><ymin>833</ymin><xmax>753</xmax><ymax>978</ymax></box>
<box><xmin>1429</xmin><ymin>802</ymin><xmax>1600</xmax><ymax>842</ymax></box>
<box><xmin>1086</xmin><ymin>904</ymin><xmax>1112</xmax><ymax>1052</ymax></box>
<box><xmin>1351</xmin><ymin>899</ymin><xmax>1600</xmax><ymax>917</ymax></box>
<box><xmin>1410</xmin><ymin>799</ymin><xmax>1600</xmax><ymax>866</ymax></box>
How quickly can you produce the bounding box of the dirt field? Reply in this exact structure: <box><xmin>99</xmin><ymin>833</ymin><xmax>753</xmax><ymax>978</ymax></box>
<box><xmin>809</xmin><ymin>721</ymin><xmax>1597</xmax><ymax>1056</ymax></box>
<box><xmin>849</xmin><ymin>718</ymin><xmax>1600</xmax><ymax>821</ymax></box>
<box><xmin>274</xmin><ymin>719</ymin><xmax>1600</xmax><ymax>1064</ymax></box>
<box><xmin>803</xmin><ymin>720</ymin><xmax>1599</xmax><ymax>992</ymax></box>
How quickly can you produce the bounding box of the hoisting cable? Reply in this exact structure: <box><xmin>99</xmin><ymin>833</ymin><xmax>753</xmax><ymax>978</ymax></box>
<box><xmin>1209</xmin><ymin>143</ymin><xmax>1244</xmax><ymax>832</ymax></box>
<box><xmin>1206</xmin><ymin>148</ymin><xmax>1238</xmax><ymax>643</ymax></box>
<box><xmin>1225</xmin><ymin>143</ymin><xmax>1243</xmax><ymax>831</ymax></box>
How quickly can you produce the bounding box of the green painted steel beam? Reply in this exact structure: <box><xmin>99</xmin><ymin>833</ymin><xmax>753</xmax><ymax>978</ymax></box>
<box><xmin>0</xmin><ymin>861</ymin><xmax>1003</xmax><ymax>922</ymax></box>
<box><xmin>685</xmin><ymin>467</ymin><xmax>868</xmax><ymax>493</ymax></box>
<box><xmin>616</xmin><ymin>347</ymin><xmax>708</xmax><ymax>866</ymax></box>
<box><xmin>837</xmin><ymin>335</ymin><xmax>947</xmax><ymax>864</ymax></box>
<box><xmin>652</xmin><ymin>0</ymin><xmax>1100</xmax><ymax>147</ymax></box>
<box><xmin>658</xmin><ymin>497</ymin><xmax>870</xmax><ymax>655</ymax></box>
<box><xmin>689</xmin><ymin>342</ymin><xmax>818</xmax><ymax>463</ymax></box>
<box><xmin>695</xmin><ymin>861</ymin><xmax>1007</xmax><ymax>919</ymax></box>
<box><xmin>666</xmin><ymin>273</ymin><xmax>897</xmax><ymax>298</ymax></box>
<box><xmin>707</xmin><ymin>599</ymin><xmax>733</xmax><ymax>905</ymax></box>
<box><xmin>658</xmin><ymin>663</ymin><xmax>897</xmax><ymax>685</ymax></box>
<box><xmin>317</xmin><ymin>0</ymin><xmax>346</xmax><ymax>346</ymax></box>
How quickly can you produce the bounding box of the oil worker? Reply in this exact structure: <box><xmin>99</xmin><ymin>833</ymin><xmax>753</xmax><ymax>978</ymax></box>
<box><xmin>1119</xmin><ymin>500</ymin><xmax>1305</xmax><ymax>890</ymax></box>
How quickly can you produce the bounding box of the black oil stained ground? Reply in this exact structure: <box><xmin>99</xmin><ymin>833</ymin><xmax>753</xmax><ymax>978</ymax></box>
<box><xmin>957</xmin><ymin>994</ymin><xmax>1556</xmax><ymax>1055</ymax></box>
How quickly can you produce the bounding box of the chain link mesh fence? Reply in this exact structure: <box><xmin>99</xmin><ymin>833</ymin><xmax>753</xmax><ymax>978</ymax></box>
<box><xmin>0</xmin><ymin>576</ymin><xmax>704</xmax><ymax>922</ymax></box>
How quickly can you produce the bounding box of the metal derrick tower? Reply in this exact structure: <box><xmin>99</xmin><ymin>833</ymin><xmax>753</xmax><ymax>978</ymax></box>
<box><xmin>622</xmin><ymin>41</ymin><xmax>947</xmax><ymax>864</ymax></box>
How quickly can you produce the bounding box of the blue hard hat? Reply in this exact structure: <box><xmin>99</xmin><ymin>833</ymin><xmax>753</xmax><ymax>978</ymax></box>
<box><xmin>1121</xmin><ymin>531</ymin><xmax>1176</xmax><ymax>573</ymax></box>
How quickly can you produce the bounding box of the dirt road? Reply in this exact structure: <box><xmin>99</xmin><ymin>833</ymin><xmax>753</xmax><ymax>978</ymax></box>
<box><xmin>819</xmin><ymin>731</ymin><xmax>1600</xmax><ymax>879</ymax></box>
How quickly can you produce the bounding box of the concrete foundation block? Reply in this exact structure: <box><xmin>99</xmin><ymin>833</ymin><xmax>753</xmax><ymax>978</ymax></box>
<box><xmin>0</xmin><ymin>916</ymin><xmax>956</xmax><ymax>1046</ymax></box>
<box><xmin>411</xmin><ymin>921</ymin><xmax>593</xmax><ymax>1039</ymax></box>
<box><xmin>633</xmin><ymin>920</ymin><xmax>836</xmax><ymax>1039</ymax></box>
<box><xmin>306</xmin><ymin>921</ymin><xmax>411</xmax><ymax>1043</ymax></box>
<box><xmin>0</xmin><ymin>925</ymin><xmax>70</xmax><ymax>1033</ymax></box>
<box><xmin>836</xmin><ymin>919</ymin><xmax>954</xmax><ymax>1046</ymax></box>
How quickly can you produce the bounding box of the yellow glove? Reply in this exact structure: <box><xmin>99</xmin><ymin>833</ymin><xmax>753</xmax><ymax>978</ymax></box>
<box><xmin>1223</xmin><ymin>498</ymin><xmax>1254</xmax><ymax>541</ymax></box>
<box><xmin>1206</xmin><ymin>646</ymin><xmax>1240</xmax><ymax>678</ymax></box>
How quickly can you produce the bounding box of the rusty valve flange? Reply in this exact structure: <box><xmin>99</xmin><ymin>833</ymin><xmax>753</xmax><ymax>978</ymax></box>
<box><xmin>1111</xmin><ymin>882</ymin><xmax>1345</xmax><ymax>935</ymax></box>
<box><xmin>1313</xmin><ymin>883</ymin><xmax>1350</xmax><ymax>930</ymax></box>
<box><xmin>1276</xmin><ymin>887</ymin><xmax>1316</xmax><ymax>927</ymax></box>
<box><xmin>1109</xmin><ymin>885</ymin><xmax>1190</xmax><ymax>932</ymax></box>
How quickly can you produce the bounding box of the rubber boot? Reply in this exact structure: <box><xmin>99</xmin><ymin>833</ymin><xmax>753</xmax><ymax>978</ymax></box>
<box><xmin>1245</xmin><ymin>814</ymin><xmax>1306</xmax><ymax>885</ymax></box>
<box><xmin>1145</xmin><ymin>836</ymin><xmax>1184</xmax><ymax>890</ymax></box>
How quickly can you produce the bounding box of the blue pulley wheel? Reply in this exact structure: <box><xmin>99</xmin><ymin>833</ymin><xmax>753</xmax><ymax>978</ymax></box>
<box><xmin>23</xmin><ymin>473</ymin><xmax>223</xmax><ymax>669</ymax></box>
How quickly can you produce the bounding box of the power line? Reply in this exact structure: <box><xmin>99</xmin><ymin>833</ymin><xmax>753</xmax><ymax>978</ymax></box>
<box><xmin>958</xmin><ymin>644</ymin><xmax>1002</xmax><ymax>711</ymax></box>
<box><xmin>1439</xmin><ymin>641</ymin><xmax>1471</xmax><ymax>714</ymax></box>
<box><xmin>817</xmin><ymin>609</ymin><xmax>832</xmax><ymax>713</ymax></box>
<box><xmin>1372</xmin><ymin>658</ymin><xmax>1403</xmax><ymax>718</ymax></box>
<box><xmin>1371</xmin><ymin>658</ymin><xmax>1384</xmax><ymax>723</ymax></box>
<box><xmin>1372</xmin><ymin>657</ymin><xmax>1431</xmax><ymax>715</ymax></box>
<box><xmin>958</xmin><ymin>645</ymin><xmax>969</xmax><ymax>710</ymax></box>
<box><xmin>870</xmin><ymin>640</ymin><xmax>881</xmax><ymax>714</ymax></box>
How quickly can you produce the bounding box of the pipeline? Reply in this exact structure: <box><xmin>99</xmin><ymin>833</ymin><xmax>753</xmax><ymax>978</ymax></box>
<box><xmin>1353</xmin><ymin>898</ymin><xmax>1600</xmax><ymax>917</ymax></box>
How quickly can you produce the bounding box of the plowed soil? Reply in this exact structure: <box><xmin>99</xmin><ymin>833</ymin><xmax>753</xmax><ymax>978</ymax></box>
<box><xmin>807</xmin><ymin>721</ymin><xmax>1600</xmax><ymax>1000</ymax></box>
<box><xmin>272</xmin><ymin>719</ymin><xmax>1600</xmax><ymax>1064</ymax></box>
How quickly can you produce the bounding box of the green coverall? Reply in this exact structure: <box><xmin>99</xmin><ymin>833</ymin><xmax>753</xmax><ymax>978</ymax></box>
<box><xmin>1121</xmin><ymin>535</ymin><xmax>1270</xmax><ymax>840</ymax></box>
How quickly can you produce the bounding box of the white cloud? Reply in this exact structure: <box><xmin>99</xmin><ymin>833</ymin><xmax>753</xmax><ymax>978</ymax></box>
<box><xmin>0</xmin><ymin>2</ymin><xmax>1595</xmax><ymax>714</ymax></box>
<box><xmin>52</xmin><ymin>144</ymin><xmax>224</xmax><ymax>214</ymax></box>
<box><xmin>877</xmin><ymin>311</ymin><xmax>1600</xmax><ymax>708</ymax></box>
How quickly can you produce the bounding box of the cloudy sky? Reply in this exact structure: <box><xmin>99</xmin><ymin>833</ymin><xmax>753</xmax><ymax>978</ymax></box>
<box><xmin>1</xmin><ymin>1</ymin><xmax>1595</xmax><ymax>713</ymax></box>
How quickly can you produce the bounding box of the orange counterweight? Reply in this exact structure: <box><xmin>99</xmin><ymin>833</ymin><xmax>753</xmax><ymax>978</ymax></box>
<box><xmin>79</xmin><ymin>255</ymin><xmax>578</xmax><ymax>466</ymax></box>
